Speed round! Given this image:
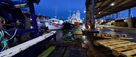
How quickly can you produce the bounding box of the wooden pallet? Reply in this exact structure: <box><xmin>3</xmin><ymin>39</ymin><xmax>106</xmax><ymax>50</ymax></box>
<box><xmin>102</xmin><ymin>34</ymin><xmax>114</xmax><ymax>38</ymax></box>
<box><xmin>107</xmin><ymin>43</ymin><xmax>136</xmax><ymax>49</ymax></box>
<box><xmin>96</xmin><ymin>39</ymin><xmax>125</xmax><ymax>47</ymax></box>
<box><xmin>94</xmin><ymin>33</ymin><xmax>134</xmax><ymax>39</ymax></box>
<box><xmin>120</xmin><ymin>49</ymin><xmax>136</xmax><ymax>57</ymax></box>
<box><xmin>94</xmin><ymin>33</ymin><xmax>101</xmax><ymax>37</ymax></box>
<box><xmin>97</xmin><ymin>40</ymin><xmax>124</xmax><ymax>44</ymax></box>
<box><xmin>96</xmin><ymin>39</ymin><xmax>119</xmax><ymax>42</ymax></box>
<box><xmin>102</xmin><ymin>41</ymin><xmax>131</xmax><ymax>46</ymax></box>
<box><xmin>98</xmin><ymin>40</ymin><xmax>129</xmax><ymax>49</ymax></box>
<box><xmin>95</xmin><ymin>39</ymin><xmax>136</xmax><ymax>57</ymax></box>
<box><xmin>112</xmin><ymin>44</ymin><xmax>136</xmax><ymax>57</ymax></box>
<box><xmin>94</xmin><ymin>41</ymin><xmax>99</xmax><ymax>46</ymax></box>
<box><xmin>113</xmin><ymin>22</ymin><xmax>127</xmax><ymax>27</ymax></box>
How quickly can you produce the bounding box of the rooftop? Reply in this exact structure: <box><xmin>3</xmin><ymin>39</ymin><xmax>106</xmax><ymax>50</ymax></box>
<box><xmin>85</xmin><ymin>0</ymin><xmax>136</xmax><ymax>19</ymax></box>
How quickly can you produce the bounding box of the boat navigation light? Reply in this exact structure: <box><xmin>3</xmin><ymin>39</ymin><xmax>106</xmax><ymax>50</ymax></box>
<box><xmin>111</xmin><ymin>3</ymin><xmax>115</xmax><ymax>6</ymax></box>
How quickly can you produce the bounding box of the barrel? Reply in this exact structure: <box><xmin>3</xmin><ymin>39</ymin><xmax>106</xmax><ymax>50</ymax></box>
<box><xmin>126</xmin><ymin>17</ymin><xmax>133</xmax><ymax>28</ymax></box>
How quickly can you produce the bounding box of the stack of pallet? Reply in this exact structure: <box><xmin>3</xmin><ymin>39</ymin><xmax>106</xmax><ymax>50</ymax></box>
<box><xmin>95</xmin><ymin>39</ymin><xmax>136</xmax><ymax>57</ymax></box>
<box><xmin>113</xmin><ymin>22</ymin><xmax>127</xmax><ymax>27</ymax></box>
<box><xmin>93</xmin><ymin>33</ymin><xmax>134</xmax><ymax>39</ymax></box>
<box><xmin>126</xmin><ymin>17</ymin><xmax>136</xmax><ymax>28</ymax></box>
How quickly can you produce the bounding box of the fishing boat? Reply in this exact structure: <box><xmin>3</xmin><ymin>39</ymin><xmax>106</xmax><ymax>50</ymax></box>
<box><xmin>45</xmin><ymin>18</ymin><xmax>64</xmax><ymax>30</ymax></box>
<box><xmin>65</xmin><ymin>10</ymin><xmax>83</xmax><ymax>25</ymax></box>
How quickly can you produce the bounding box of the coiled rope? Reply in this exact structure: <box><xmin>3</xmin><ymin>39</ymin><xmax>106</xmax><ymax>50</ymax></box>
<box><xmin>0</xmin><ymin>29</ymin><xmax>17</xmax><ymax>51</ymax></box>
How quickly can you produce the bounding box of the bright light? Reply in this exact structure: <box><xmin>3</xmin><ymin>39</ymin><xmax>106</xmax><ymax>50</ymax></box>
<box><xmin>84</xmin><ymin>10</ymin><xmax>86</xmax><ymax>13</ymax></box>
<box><xmin>98</xmin><ymin>12</ymin><xmax>101</xmax><ymax>14</ymax></box>
<box><xmin>111</xmin><ymin>3</ymin><xmax>115</xmax><ymax>6</ymax></box>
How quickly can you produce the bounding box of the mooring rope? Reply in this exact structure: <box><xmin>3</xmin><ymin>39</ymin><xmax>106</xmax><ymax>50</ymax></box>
<box><xmin>0</xmin><ymin>29</ymin><xmax>17</xmax><ymax>51</ymax></box>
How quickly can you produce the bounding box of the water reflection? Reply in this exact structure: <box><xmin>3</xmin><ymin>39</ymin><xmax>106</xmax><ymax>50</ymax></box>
<box><xmin>56</xmin><ymin>30</ymin><xmax>63</xmax><ymax>40</ymax></box>
<box><xmin>48</xmin><ymin>30</ymin><xmax>63</xmax><ymax>40</ymax></box>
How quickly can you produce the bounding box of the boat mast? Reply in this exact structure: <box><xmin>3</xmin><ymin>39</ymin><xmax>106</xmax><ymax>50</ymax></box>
<box><xmin>55</xmin><ymin>10</ymin><xmax>57</xmax><ymax>19</ymax></box>
<box><xmin>54</xmin><ymin>6</ymin><xmax>58</xmax><ymax>19</ymax></box>
<box><xmin>68</xmin><ymin>10</ymin><xmax>71</xmax><ymax>21</ymax></box>
<box><xmin>69</xmin><ymin>10</ymin><xmax>71</xmax><ymax>18</ymax></box>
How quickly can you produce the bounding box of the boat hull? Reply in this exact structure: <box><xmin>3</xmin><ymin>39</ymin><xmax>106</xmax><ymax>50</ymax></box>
<box><xmin>45</xmin><ymin>22</ymin><xmax>63</xmax><ymax>30</ymax></box>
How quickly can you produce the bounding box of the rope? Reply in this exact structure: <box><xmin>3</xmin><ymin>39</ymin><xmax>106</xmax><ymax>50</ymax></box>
<box><xmin>0</xmin><ymin>29</ymin><xmax>17</xmax><ymax>51</ymax></box>
<box><xmin>0</xmin><ymin>16</ymin><xmax>5</xmax><ymax>25</ymax></box>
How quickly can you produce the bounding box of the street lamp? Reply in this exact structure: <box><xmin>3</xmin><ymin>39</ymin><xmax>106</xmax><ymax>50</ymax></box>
<box><xmin>84</xmin><ymin>10</ymin><xmax>86</xmax><ymax>13</ymax></box>
<box><xmin>111</xmin><ymin>3</ymin><xmax>115</xmax><ymax>6</ymax></box>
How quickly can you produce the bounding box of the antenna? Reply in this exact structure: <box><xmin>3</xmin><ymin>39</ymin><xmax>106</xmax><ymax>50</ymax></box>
<box><xmin>54</xmin><ymin>5</ymin><xmax>58</xmax><ymax>18</ymax></box>
<box><xmin>73</xmin><ymin>11</ymin><xmax>75</xmax><ymax>14</ymax></box>
<box><xmin>55</xmin><ymin>10</ymin><xmax>57</xmax><ymax>18</ymax></box>
<box><xmin>68</xmin><ymin>3</ymin><xmax>71</xmax><ymax>18</ymax></box>
<box><xmin>69</xmin><ymin>10</ymin><xmax>71</xmax><ymax>18</ymax></box>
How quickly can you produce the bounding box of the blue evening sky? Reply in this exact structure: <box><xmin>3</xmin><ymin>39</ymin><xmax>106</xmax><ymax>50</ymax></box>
<box><xmin>34</xmin><ymin>0</ymin><xmax>86</xmax><ymax>20</ymax></box>
<box><xmin>13</xmin><ymin>0</ymin><xmax>136</xmax><ymax>20</ymax></box>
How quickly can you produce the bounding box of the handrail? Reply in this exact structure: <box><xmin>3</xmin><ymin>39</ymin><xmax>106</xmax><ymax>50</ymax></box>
<box><xmin>0</xmin><ymin>31</ymin><xmax>56</xmax><ymax>57</ymax></box>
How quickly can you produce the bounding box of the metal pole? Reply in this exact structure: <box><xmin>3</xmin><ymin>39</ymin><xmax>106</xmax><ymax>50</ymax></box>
<box><xmin>116</xmin><ymin>12</ymin><xmax>118</xmax><ymax>19</ymax></box>
<box><xmin>28</xmin><ymin>2</ymin><xmax>39</xmax><ymax>37</ymax></box>
<box><xmin>112</xmin><ymin>14</ymin><xmax>113</xmax><ymax>19</ymax></box>
<box><xmin>85</xmin><ymin>7</ymin><xmax>88</xmax><ymax>29</ymax></box>
<box><xmin>129</xmin><ymin>8</ymin><xmax>131</xmax><ymax>17</ymax></box>
<box><xmin>110</xmin><ymin>15</ymin><xmax>111</xmax><ymax>19</ymax></box>
<box><xmin>91</xmin><ymin>0</ymin><xmax>95</xmax><ymax>30</ymax></box>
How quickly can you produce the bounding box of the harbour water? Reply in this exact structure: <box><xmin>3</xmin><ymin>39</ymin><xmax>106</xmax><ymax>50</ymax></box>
<box><xmin>48</xmin><ymin>29</ymin><xmax>64</xmax><ymax>41</ymax></box>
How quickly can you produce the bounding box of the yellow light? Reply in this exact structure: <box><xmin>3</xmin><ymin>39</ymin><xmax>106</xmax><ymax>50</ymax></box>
<box><xmin>111</xmin><ymin>3</ymin><xmax>115</xmax><ymax>6</ymax></box>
